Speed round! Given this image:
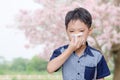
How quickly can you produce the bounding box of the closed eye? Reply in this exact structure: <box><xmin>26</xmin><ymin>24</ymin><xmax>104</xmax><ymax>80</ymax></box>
<box><xmin>69</xmin><ymin>31</ymin><xmax>74</xmax><ymax>32</ymax></box>
<box><xmin>80</xmin><ymin>30</ymin><xmax>84</xmax><ymax>32</ymax></box>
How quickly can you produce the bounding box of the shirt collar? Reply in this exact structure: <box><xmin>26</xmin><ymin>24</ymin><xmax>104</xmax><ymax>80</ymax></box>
<box><xmin>64</xmin><ymin>42</ymin><xmax>94</xmax><ymax>57</ymax></box>
<box><xmin>84</xmin><ymin>42</ymin><xmax>94</xmax><ymax>57</ymax></box>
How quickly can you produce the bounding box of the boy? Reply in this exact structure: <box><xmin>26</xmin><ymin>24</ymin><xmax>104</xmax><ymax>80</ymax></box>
<box><xmin>47</xmin><ymin>7</ymin><xmax>110</xmax><ymax>80</ymax></box>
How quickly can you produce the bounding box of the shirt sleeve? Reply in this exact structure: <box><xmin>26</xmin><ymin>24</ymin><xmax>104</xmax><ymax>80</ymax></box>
<box><xmin>96</xmin><ymin>55</ymin><xmax>110</xmax><ymax>79</ymax></box>
<box><xmin>49</xmin><ymin>48</ymin><xmax>62</xmax><ymax>72</ymax></box>
<box><xmin>50</xmin><ymin>48</ymin><xmax>61</xmax><ymax>61</ymax></box>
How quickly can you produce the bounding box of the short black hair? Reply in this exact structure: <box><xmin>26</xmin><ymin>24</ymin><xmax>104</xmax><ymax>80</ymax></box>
<box><xmin>65</xmin><ymin>7</ymin><xmax>92</xmax><ymax>29</ymax></box>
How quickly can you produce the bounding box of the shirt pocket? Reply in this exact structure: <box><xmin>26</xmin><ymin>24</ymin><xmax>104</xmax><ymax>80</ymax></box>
<box><xmin>84</xmin><ymin>66</ymin><xmax>95</xmax><ymax>80</ymax></box>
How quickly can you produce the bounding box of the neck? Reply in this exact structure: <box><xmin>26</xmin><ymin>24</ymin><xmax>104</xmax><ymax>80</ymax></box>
<box><xmin>75</xmin><ymin>45</ymin><xmax>86</xmax><ymax>57</ymax></box>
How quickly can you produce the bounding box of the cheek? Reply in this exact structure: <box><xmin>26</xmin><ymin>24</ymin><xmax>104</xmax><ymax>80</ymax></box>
<box><xmin>68</xmin><ymin>34</ymin><xmax>73</xmax><ymax>41</ymax></box>
<box><xmin>67</xmin><ymin>32</ymin><xmax>72</xmax><ymax>40</ymax></box>
<box><xmin>83</xmin><ymin>33</ymin><xmax>89</xmax><ymax>40</ymax></box>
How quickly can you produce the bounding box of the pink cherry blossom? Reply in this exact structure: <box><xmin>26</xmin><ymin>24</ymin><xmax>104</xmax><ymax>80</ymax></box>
<box><xmin>15</xmin><ymin>0</ymin><xmax>120</xmax><ymax>61</ymax></box>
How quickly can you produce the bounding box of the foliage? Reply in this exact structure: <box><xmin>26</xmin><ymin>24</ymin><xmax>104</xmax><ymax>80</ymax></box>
<box><xmin>0</xmin><ymin>56</ymin><xmax>47</xmax><ymax>74</ymax></box>
<box><xmin>26</xmin><ymin>56</ymin><xmax>47</xmax><ymax>72</ymax></box>
<box><xmin>10</xmin><ymin>58</ymin><xmax>28</xmax><ymax>71</ymax></box>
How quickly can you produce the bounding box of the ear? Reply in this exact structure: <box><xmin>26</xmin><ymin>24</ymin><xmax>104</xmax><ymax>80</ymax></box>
<box><xmin>88</xmin><ymin>27</ymin><xmax>93</xmax><ymax>35</ymax></box>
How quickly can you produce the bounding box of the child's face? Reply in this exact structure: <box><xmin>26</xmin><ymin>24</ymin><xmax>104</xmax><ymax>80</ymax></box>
<box><xmin>66</xmin><ymin>20</ymin><xmax>92</xmax><ymax>43</ymax></box>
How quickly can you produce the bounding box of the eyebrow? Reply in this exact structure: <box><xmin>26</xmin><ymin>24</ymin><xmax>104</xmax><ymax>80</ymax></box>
<box><xmin>68</xmin><ymin>28</ymin><xmax>85</xmax><ymax>30</ymax></box>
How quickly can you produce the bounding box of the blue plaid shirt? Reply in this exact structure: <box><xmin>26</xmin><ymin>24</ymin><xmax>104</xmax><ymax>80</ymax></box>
<box><xmin>50</xmin><ymin>43</ymin><xmax>110</xmax><ymax>80</ymax></box>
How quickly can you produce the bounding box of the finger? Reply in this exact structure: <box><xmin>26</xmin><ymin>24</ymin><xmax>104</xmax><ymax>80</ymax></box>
<box><xmin>70</xmin><ymin>37</ymin><xmax>74</xmax><ymax>44</ymax></box>
<box><xmin>75</xmin><ymin>35</ymin><xmax>78</xmax><ymax>44</ymax></box>
<box><xmin>70</xmin><ymin>35</ymin><xmax>76</xmax><ymax>45</ymax></box>
<box><xmin>76</xmin><ymin>37</ymin><xmax>82</xmax><ymax>48</ymax></box>
<box><xmin>82</xmin><ymin>38</ymin><xmax>85</xmax><ymax>45</ymax></box>
<box><xmin>80</xmin><ymin>37</ymin><xmax>86</xmax><ymax>45</ymax></box>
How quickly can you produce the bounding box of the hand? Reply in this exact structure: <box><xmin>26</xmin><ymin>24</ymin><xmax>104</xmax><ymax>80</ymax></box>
<box><xmin>68</xmin><ymin>35</ymin><xmax>85</xmax><ymax>52</ymax></box>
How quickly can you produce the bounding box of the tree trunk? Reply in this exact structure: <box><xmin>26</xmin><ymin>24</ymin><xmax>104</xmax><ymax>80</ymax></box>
<box><xmin>111</xmin><ymin>44</ymin><xmax>120</xmax><ymax>80</ymax></box>
<box><xmin>111</xmin><ymin>0</ymin><xmax>120</xmax><ymax>79</ymax></box>
<box><xmin>114</xmin><ymin>0</ymin><xmax>120</xmax><ymax>6</ymax></box>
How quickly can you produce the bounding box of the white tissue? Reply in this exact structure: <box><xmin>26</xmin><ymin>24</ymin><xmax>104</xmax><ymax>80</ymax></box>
<box><xmin>71</xmin><ymin>32</ymin><xmax>83</xmax><ymax>38</ymax></box>
<box><xmin>71</xmin><ymin>32</ymin><xmax>84</xmax><ymax>45</ymax></box>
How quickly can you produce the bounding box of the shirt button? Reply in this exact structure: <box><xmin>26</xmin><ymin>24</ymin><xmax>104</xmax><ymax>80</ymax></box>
<box><xmin>77</xmin><ymin>73</ymin><xmax>80</xmax><ymax>75</ymax></box>
<box><xmin>78</xmin><ymin>61</ymin><xmax>80</xmax><ymax>63</ymax></box>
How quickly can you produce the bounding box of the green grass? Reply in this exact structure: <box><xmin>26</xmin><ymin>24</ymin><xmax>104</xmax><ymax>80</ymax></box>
<box><xmin>0</xmin><ymin>71</ymin><xmax>112</xmax><ymax>80</ymax></box>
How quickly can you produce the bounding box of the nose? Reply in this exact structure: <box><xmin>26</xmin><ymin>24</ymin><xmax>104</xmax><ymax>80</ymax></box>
<box><xmin>75</xmin><ymin>32</ymin><xmax>83</xmax><ymax>37</ymax></box>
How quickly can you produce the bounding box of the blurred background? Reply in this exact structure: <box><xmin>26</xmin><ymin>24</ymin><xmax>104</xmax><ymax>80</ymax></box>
<box><xmin>0</xmin><ymin>0</ymin><xmax>120</xmax><ymax>80</ymax></box>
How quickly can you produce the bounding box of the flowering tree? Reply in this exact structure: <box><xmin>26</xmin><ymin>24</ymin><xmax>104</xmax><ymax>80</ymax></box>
<box><xmin>15</xmin><ymin>0</ymin><xmax>120</xmax><ymax>79</ymax></box>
